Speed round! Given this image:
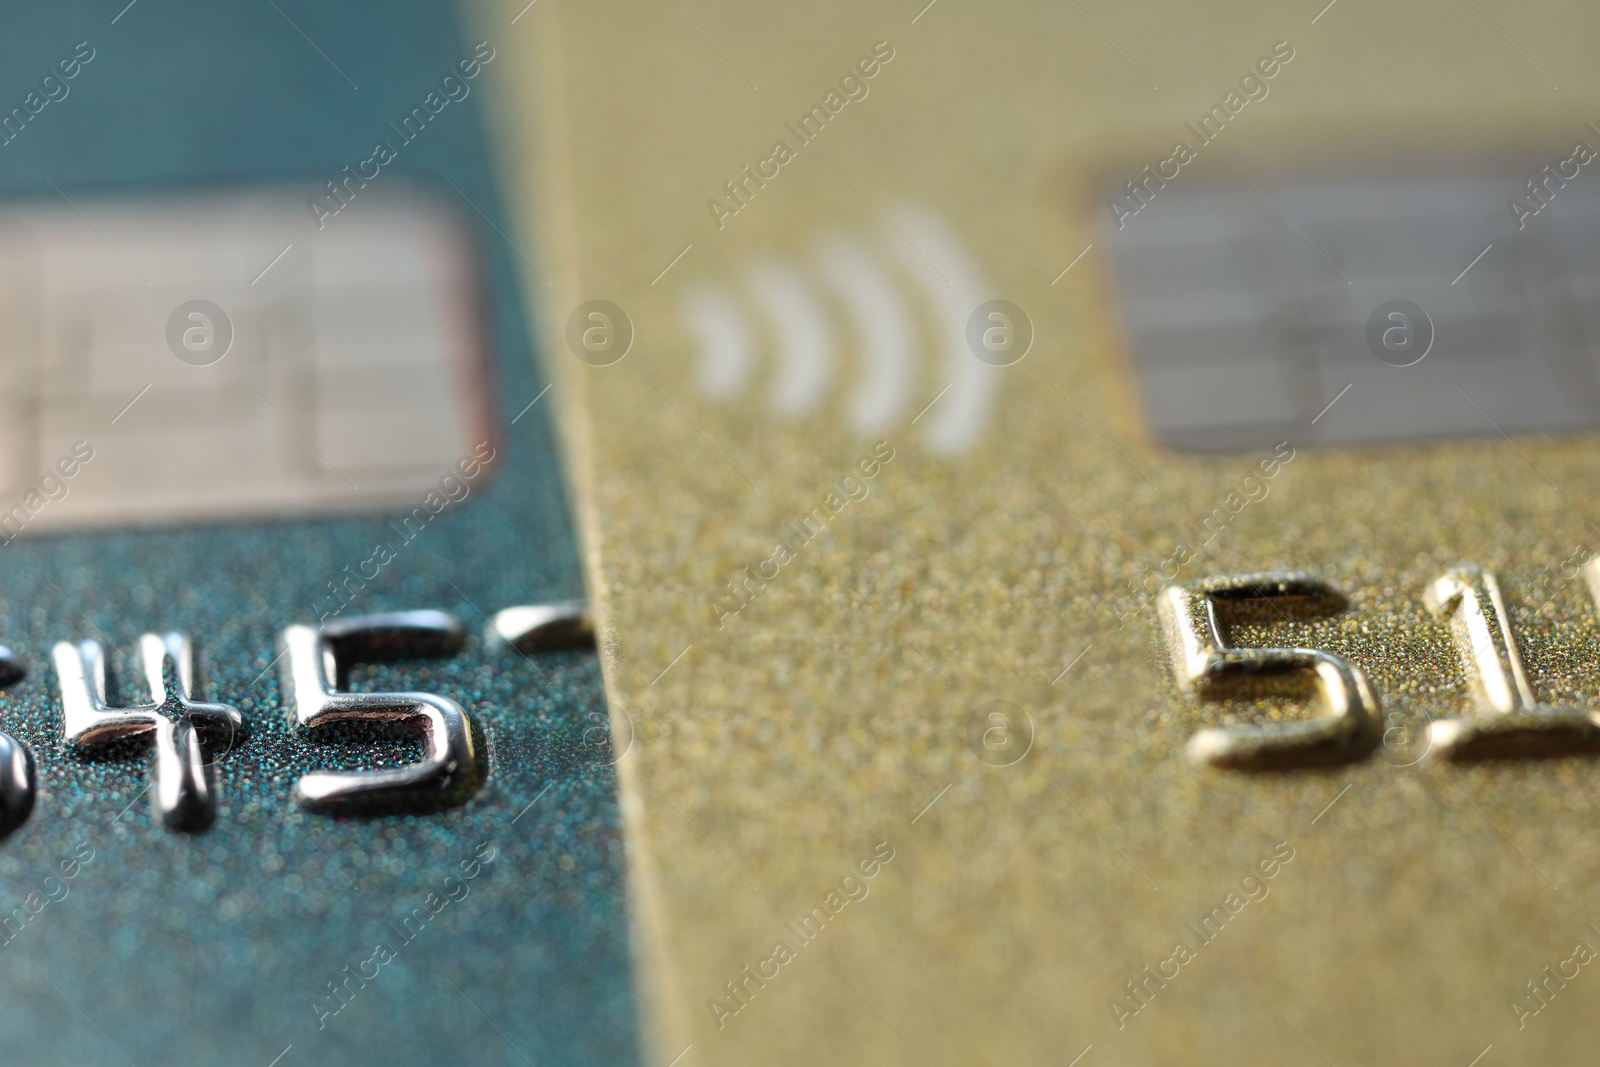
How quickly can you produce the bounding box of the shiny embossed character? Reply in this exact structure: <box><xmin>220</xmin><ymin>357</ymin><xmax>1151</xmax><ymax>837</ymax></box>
<box><xmin>279</xmin><ymin>610</ymin><xmax>480</xmax><ymax>814</ymax></box>
<box><xmin>54</xmin><ymin>632</ymin><xmax>243</xmax><ymax>832</ymax></box>
<box><xmin>1160</xmin><ymin>572</ymin><xmax>1380</xmax><ymax>769</ymax></box>
<box><xmin>0</xmin><ymin>647</ymin><xmax>33</xmax><ymax>837</ymax></box>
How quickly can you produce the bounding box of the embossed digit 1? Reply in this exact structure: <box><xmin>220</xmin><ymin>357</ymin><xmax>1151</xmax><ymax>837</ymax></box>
<box><xmin>1160</xmin><ymin>572</ymin><xmax>1379</xmax><ymax>769</ymax></box>
<box><xmin>1425</xmin><ymin>566</ymin><xmax>1600</xmax><ymax>760</ymax></box>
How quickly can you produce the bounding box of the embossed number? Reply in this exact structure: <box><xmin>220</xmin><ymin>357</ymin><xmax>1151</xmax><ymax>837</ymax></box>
<box><xmin>0</xmin><ymin>648</ymin><xmax>32</xmax><ymax>837</ymax></box>
<box><xmin>280</xmin><ymin>611</ymin><xmax>479</xmax><ymax>814</ymax></box>
<box><xmin>1424</xmin><ymin>566</ymin><xmax>1600</xmax><ymax>759</ymax></box>
<box><xmin>1160</xmin><ymin>572</ymin><xmax>1379</xmax><ymax>769</ymax></box>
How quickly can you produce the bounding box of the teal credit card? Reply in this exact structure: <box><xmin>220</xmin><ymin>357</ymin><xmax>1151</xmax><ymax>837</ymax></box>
<box><xmin>0</xmin><ymin>4</ymin><xmax>636</xmax><ymax>1065</ymax></box>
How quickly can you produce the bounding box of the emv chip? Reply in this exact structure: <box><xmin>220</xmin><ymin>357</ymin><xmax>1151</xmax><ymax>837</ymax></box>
<box><xmin>0</xmin><ymin>187</ymin><xmax>490</xmax><ymax>531</ymax></box>
<box><xmin>1103</xmin><ymin>171</ymin><xmax>1600</xmax><ymax>451</ymax></box>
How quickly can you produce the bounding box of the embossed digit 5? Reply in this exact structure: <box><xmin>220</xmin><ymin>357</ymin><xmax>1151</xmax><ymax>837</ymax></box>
<box><xmin>280</xmin><ymin>610</ymin><xmax>480</xmax><ymax>814</ymax></box>
<box><xmin>1160</xmin><ymin>572</ymin><xmax>1379</xmax><ymax>769</ymax></box>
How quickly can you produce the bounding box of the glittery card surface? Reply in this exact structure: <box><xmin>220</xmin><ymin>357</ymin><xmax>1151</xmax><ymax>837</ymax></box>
<box><xmin>495</xmin><ymin>1</ymin><xmax>1600</xmax><ymax>1063</ymax></box>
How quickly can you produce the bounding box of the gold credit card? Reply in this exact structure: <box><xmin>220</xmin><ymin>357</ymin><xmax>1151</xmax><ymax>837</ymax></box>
<box><xmin>488</xmin><ymin>0</ymin><xmax>1600</xmax><ymax>1061</ymax></box>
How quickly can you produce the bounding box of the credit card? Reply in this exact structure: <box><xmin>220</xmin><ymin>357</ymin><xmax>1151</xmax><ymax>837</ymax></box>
<box><xmin>493</xmin><ymin>0</ymin><xmax>1600</xmax><ymax>1063</ymax></box>
<box><xmin>0</xmin><ymin>4</ymin><xmax>635</xmax><ymax>1065</ymax></box>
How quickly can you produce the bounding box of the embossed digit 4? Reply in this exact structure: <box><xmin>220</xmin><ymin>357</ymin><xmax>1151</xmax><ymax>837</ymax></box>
<box><xmin>1160</xmin><ymin>572</ymin><xmax>1379</xmax><ymax>769</ymax></box>
<box><xmin>53</xmin><ymin>632</ymin><xmax>243</xmax><ymax>832</ymax></box>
